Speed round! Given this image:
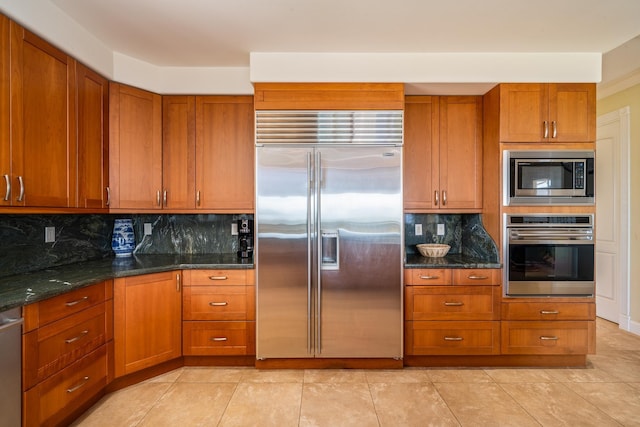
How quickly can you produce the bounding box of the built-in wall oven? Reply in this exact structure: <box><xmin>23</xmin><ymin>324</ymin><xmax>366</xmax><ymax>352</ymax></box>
<box><xmin>505</xmin><ymin>214</ymin><xmax>594</xmax><ymax>297</ymax></box>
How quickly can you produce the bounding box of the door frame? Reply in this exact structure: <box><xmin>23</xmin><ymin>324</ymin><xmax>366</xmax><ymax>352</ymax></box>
<box><xmin>596</xmin><ymin>107</ymin><xmax>631</xmax><ymax>331</ymax></box>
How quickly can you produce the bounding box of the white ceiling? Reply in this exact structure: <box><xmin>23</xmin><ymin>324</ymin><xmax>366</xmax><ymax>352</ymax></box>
<box><xmin>50</xmin><ymin>0</ymin><xmax>640</xmax><ymax>68</ymax></box>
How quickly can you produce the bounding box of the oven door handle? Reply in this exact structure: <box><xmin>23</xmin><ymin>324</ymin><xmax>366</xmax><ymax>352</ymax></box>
<box><xmin>509</xmin><ymin>238</ymin><xmax>593</xmax><ymax>245</ymax></box>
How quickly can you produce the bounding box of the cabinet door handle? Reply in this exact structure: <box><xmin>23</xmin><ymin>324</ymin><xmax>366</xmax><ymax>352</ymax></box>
<box><xmin>540</xmin><ymin>310</ymin><xmax>560</xmax><ymax>315</ymax></box>
<box><xmin>163</xmin><ymin>190</ymin><xmax>167</xmax><ymax>206</ymax></box>
<box><xmin>176</xmin><ymin>273</ymin><xmax>181</xmax><ymax>291</ymax></box>
<box><xmin>552</xmin><ymin>121</ymin><xmax>557</xmax><ymax>138</ymax></box>
<box><xmin>419</xmin><ymin>275</ymin><xmax>440</xmax><ymax>280</ymax></box>
<box><xmin>106</xmin><ymin>186</ymin><xmax>111</xmax><ymax>206</ymax></box>
<box><xmin>467</xmin><ymin>275</ymin><xmax>489</xmax><ymax>280</ymax></box>
<box><xmin>444</xmin><ymin>336</ymin><xmax>463</xmax><ymax>341</ymax></box>
<box><xmin>67</xmin><ymin>376</ymin><xmax>90</xmax><ymax>393</ymax></box>
<box><xmin>442</xmin><ymin>190</ymin><xmax>447</xmax><ymax>206</ymax></box>
<box><xmin>17</xmin><ymin>176</ymin><xmax>25</xmax><ymax>202</ymax></box>
<box><xmin>3</xmin><ymin>174</ymin><xmax>10</xmax><ymax>201</ymax></box>
<box><xmin>540</xmin><ymin>336</ymin><xmax>559</xmax><ymax>341</ymax></box>
<box><xmin>210</xmin><ymin>337</ymin><xmax>228</xmax><ymax>342</ymax></box>
<box><xmin>209</xmin><ymin>302</ymin><xmax>228</xmax><ymax>306</ymax></box>
<box><xmin>434</xmin><ymin>190</ymin><xmax>439</xmax><ymax>206</ymax></box>
<box><xmin>444</xmin><ymin>302</ymin><xmax>464</xmax><ymax>307</ymax></box>
<box><xmin>65</xmin><ymin>330</ymin><xmax>89</xmax><ymax>344</ymax></box>
<box><xmin>543</xmin><ymin>121</ymin><xmax>549</xmax><ymax>138</ymax></box>
<box><xmin>65</xmin><ymin>296</ymin><xmax>89</xmax><ymax>307</ymax></box>
<box><xmin>156</xmin><ymin>190</ymin><xmax>161</xmax><ymax>206</ymax></box>
<box><xmin>209</xmin><ymin>276</ymin><xmax>228</xmax><ymax>281</ymax></box>
<box><xmin>196</xmin><ymin>190</ymin><xmax>201</xmax><ymax>206</ymax></box>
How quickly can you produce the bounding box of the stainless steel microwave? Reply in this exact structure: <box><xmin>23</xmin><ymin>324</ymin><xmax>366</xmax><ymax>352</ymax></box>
<box><xmin>504</xmin><ymin>150</ymin><xmax>595</xmax><ymax>205</ymax></box>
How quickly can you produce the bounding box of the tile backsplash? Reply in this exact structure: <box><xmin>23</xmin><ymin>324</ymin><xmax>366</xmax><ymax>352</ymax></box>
<box><xmin>0</xmin><ymin>214</ymin><xmax>250</xmax><ymax>278</ymax></box>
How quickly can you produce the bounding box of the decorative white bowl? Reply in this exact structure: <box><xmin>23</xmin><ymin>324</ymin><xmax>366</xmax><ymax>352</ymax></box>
<box><xmin>417</xmin><ymin>243</ymin><xmax>450</xmax><ymax>258</ymax></box>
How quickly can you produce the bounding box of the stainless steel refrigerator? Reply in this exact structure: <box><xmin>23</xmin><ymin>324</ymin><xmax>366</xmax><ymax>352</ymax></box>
<box><xmin>255</xmin><ymin>111</ymin><xmax>403</xmax><ymax>359</ymax></box>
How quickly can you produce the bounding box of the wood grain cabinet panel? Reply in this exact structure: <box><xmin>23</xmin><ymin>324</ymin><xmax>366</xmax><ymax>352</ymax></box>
<box><xmin>9</xmin><ymin>21</ymin><xmax>76</xmax><ymax>207</ymax></box>
<box><xmin>406</xmin><ymin>285</ymin><xmax>500</xmax><ymax>321</ymax></box>
<box><xmin>183</xmin><ymin>286</ymin><xmax>248</xmax><ymax>321</ymax></box>
<box><xmin>183</xmin><ymin>321</ymin><xmax>254</xmax><ymax>356</ymax></box>
<box><xmin>499</xmin><ymin>83</ymin><xmax>595</xmax><ymax>143</ymax></box>
<box><xmin>0</xmin><ymin>14</ymin><xmax>9</xmax><ymax>206</ymax></box>
<box><xmin>453</xmin><ymin>269</ymin><xmax>501</xmax><ymax>286</ymax></box>
<box><xmin>502</xmin><ymin>301</ymin><xmax>595</xmax><ymax>321</ymax></box>
<box><xmin>501</xmin><ymin>320</ymin><xmax>595</xmax><ymax>355</ymax></box>
<box><xmin>406</xmin><ymin>321</ymin><xmax>500</xmax><ymax>356</ymax></box>
<box><xmin>404</xmin><ymin>268</ymin><xmax>452</xmax><ymax>286</ymax></box>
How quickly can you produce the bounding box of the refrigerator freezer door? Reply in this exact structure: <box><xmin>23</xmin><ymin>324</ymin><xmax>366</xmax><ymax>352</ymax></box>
<box><xmin>316</xmin><ymin>146</ymin><xmax>402</xmax><ymax>358</ymax></box>
<box><xmin>256</xmin><ymin>146</ymin><xmax>316</xmax><ymax>358</ymax></box>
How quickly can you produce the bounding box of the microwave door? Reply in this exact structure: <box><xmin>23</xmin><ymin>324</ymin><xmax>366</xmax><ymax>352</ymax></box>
<box><xmin>515</xmin><ymin>160</ymin><xmax>577</xmax><ymax>197</ymax></box>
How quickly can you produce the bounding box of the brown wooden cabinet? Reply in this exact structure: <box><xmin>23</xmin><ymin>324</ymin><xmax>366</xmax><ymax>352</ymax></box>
<box><xmin>182</xmin><ymin>269</ymin><xmax>256</xmax><ymax>356</ymax></box>
<box><xmin>404</xmin><ymin>96</ymin><xmax>482</xmax><ymax>212</ymax></box>
<box><xmin>499</xmin><ymin>83</ymin><xmax>595</xmax><ymax>143</ymax></box>
<box><xmin>109</xmin><ymin>82</ymin><xmax>163</xmax><ymax>210</ymax></box>
<box><xmin>0</xmin><ymin>14</ymin><xmax>9</xmax><ymax>206</ymax></box>
<box><xmin>404</xmin><ymin>268</ymin><xmax>501</xmax><ymax>356</ymax></box>
<box><xmin>501</xmin><ymin>299</ymin><xmax>596</xmax><ymax>355</ymax></box>
<box><xmin>22</xmin><ymin>280</ymin><xmax>112</xmax><ymax>427</ymax></box>
<box><xmin>113</xmin><ymin>271</ymin><xmax>182</xmax><ymax>377</ymax></box>
<box><xmin>76</xmin><ymin>62</ymin><xmax>109</xmax><ymax>209</ymax></box>
<box><xmin>8</xmin><ymin>21</ymin><xmax>76</xmax><ymax>208</ymax></box>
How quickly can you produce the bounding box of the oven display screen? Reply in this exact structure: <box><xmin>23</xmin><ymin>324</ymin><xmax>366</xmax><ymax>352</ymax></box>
<box><xmin>508</xmin><ymin>244</ymin><xmax>594</xmax><ymax>282</ymax></box>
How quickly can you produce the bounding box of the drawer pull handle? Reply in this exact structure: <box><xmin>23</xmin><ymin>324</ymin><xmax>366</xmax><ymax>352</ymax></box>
<box><xmin>209</xmin><ymin>302</ymin><xmax>228</xmax><ymax>306</ymax></box>
<box><xmin>540</xmin><ymin>336</ymin><xmax>559</xmax><ymax>341</ymax></box>
<box><xmin>467</xmin><ymin>275</ymin><xmax>488</xmax><ymax>280</ymax></box>
<box><xmin>211</xmin><ymin>337</ymin><xmax>228</xmax><ymax>342</ymax></box>
<box><xmin>67</xmin><ymin>376</ymin><xmax>90</xmax><ymax>393</ymax></box>
<box><xmin>65</xmin><ymin>296</ymin><xmax>89</xmax><ymax>307</ymax></box>
<box><xmin>65</xmin><ymin>330</ymin><xmax>89</xmax><ymax>344</ymax></box>
<box><xmin>444</xmin><ymin>336</ymin><xmax>463</xmax><ymax>341</ymax></box>
<box><xmin>444</xmin><ymin>302</ymin><xmax>464</xmax><ymax>307</ymax></box>
<box><xmin>209</xmin><ymin>276</ymin><xmax>228</xmax><ymax>280</ymax></box>
<box><xmin>540</xmin><ymin>310</ymin><xmax>560</xmax><ymax>315</ymax></box>
<box><xmin>419</xmin><ymin>275</ymin><xmax>439</xmax><ymax>280</ymax></box>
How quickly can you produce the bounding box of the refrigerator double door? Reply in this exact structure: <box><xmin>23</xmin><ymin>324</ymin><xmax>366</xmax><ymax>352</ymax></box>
<box><xmin>256</xmin><ymin>145</ymin><xmax>402</xmax><ymax>359</ymax></box>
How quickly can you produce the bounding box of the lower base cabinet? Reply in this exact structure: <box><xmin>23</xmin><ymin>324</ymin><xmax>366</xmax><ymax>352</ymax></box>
<box><xmin>501</xmin><ymin>320</ymin><xmax>596</xmax><ymax>355</ymax></box>
<box><xmin>406</xmin><ymin>320</ymin><xmax>500</xmax><ymax>355</ymax></box>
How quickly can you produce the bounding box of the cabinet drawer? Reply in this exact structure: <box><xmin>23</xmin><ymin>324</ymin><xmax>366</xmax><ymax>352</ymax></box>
<box><xmin>453</xmin><ymin>269</ymin><xmax>500</xmax><ymax>286</ymax></box>
<box><xmin>184</xmin><ymin>269</ymin><xmax>249</xmax><ymax>286</ymax></box>
<box><xmin>23</xmin><ymin>302</ymin><xmax>107</xmax><ymax>390</ymax></box>
<box><xmin>24</xmin><ymin>281</ymin><xmax>107</xmax><ymax>330</ymax></box>
<box><xmin>406</xmin><ymin>321</ymin><xmax>500</xmax><ymax>355</ymax></box>
<box><xmin>183</xmin><ymin>321</ymin><xmax>254</xmax><ymax>356</ymax></box>
<box><xmin>406</xmin><ymin>286</ymin><xmax>499</xmax><ymax>321</ymax></box>
<box><xmin>501</xmin><ymin>321</ymin><xmax>595</xmax><ymax>355</ymax></box>
<box><xmin>23</xmin><ymin>345</ymin><xmax>107</xmax><ymax>427</ymax></box>
<box><xmin>184</xmin><ymin>286</ymin><xmax>248</xmax><ymax>320</ymax></box>
<box><xmin>502</xmin><ymin>302</ymin><xmax>595</xmax><ymax>321</ymax></box>
<box><xmin>405</xmin><ymin>269</ymin><xmax>452</xmax><ymax>286</ymax></box>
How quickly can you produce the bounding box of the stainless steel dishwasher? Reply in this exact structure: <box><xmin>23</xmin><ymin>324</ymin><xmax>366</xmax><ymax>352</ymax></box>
<box><xmin>0</xmin><ymin>307</ymin><xmax>23</xmax><ymax>427</ymax></box>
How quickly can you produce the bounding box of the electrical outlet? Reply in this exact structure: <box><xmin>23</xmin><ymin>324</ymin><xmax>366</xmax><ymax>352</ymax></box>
<box><xmin>437</xmin><ymin>223</ymin><xmax>445</xmax><ymax>236</ymax></box>
<box><xmin>231</xmin><ymin>223</ymin><xmax>238</xmax><ymax>235</ymax></box>
<box><xmin>415</xmin><ymin>224</ymin><xmax>422</xmax><ymax>236</ymax></box>
<box><xmin>144</xmin><ymin>223</ymin><xmax>153</xmax><ymax>236</ymax></box>
<box><xmin>45</xmin><ymin>226</ymin><xmax>55</xmax><ymax>243</ymax></box>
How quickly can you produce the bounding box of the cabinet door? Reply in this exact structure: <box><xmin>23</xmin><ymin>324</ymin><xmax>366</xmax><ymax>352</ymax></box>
<box><xmin>549</xmin><ymin>83</ymin><xmax>595</xmax><ymax>142</ymax></box>
<box><xmin>76</xmin><ymin>62</ymin><xmax>108</xmax><ymax>209</ymax></box>
<box><xmin>162</xmin><ymin>95</ymin><xmax>196</xmax><ymax>209</ymax></box>
<box><xmin>438</xmin><ymin>96</ymin><xmax>482</xmax><ymax>210</ymax></box>
<box><xmin>10</xmin><ymin>22</ymin><xmax>76</xmax><ymax>207</ymax></box>
<box><xmin>109</xmin><ymin>82</ymin><xmax>162</xmax><ymax>210</ymax></box>
<box><xmin>114</xmin><ymin>271</ymin><xmax>181</xmax><ymax>377</ymax></box>
<box><xmin>499</xmin><ymin>83</ymin><xmax>547</xmax><ymax>142</ymax></box>
<box><xmin>195</xmin><ymin>96</ymin><xmax>254</xmax><ymax>212</ymax></box>
<box><xmin>0</xmin><ymin>15</ymin><xmax>9</xmax><ymax>206</ymax></box>
<box><xmin>403</xmin><ymin>96</ymin><xmax>439</xmax><ymax>210</ymax></box>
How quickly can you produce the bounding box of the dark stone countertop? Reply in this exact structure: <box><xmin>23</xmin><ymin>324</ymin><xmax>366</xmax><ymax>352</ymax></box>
<box><xmin>405</xmin><ymin>253</ymin><xmax>502</xmax><ymax>269</ymax></box>
<box><xmin>0</xmin><ymin>254</ymin><xmax>254</xmax><ymax>312</ymax></box>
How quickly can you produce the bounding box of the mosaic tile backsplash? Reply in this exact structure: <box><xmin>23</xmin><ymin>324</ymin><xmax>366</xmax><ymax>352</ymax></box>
<box><xmin>0</xmin><ymin>214</ymin><xmax>249</xmax><ymax>279</ymax></box>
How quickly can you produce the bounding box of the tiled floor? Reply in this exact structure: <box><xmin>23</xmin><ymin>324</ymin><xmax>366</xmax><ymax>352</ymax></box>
<box><xmin>73</xmin><ymin>318</ymin><xmax>640</xmax><ymax>427</ymax></box>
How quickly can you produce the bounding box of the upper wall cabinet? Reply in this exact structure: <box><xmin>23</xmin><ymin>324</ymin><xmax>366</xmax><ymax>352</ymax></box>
<box><xmin>254</xmin><ymin>83</ymin><xmax>404</xmax><ymax>110</ymax></box>
<box><xmin>76</xmin><ymin>62</ymin><xmax>109</xmax><ymax>210</ymax></box>
<box><xmin>0</xmin><ymin>15</ymin><xmax>9</xmax><ymax>206</ymax></box>
<box><xmin>6</xmin><ymin>21</ymin><xmax>76</xmax><ymax>208</ymax></box>
<box><xmin>404</xmin><ymin>96</ymin><xmax>483</xmax><ymax>212</ymax></box>
<box><xmin>109</xmin><ymin>82</ymin><xmax>163</xmax><ymax>210</ymax></box>
<box><xmin>499</xmin><ymin>83</ymin><xmax>595</xmax><ymax>143</ymax></box>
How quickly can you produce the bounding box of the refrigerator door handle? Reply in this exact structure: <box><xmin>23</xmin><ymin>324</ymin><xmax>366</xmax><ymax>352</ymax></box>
<box><xmin>315</xmin><ymin>150</ymin><xmax>322</xmax><ymax>355</ymax></box>
<box><xmin>307</xmin><ymin>152</ymin><xmax>313</xmax><ymax>354</ymax></box>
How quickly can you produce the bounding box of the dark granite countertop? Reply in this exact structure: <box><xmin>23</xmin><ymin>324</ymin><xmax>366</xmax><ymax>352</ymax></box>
<box><xmin>0</xmin><ymin>254</ymin><xmax>253</xmax><ymax>311</ymax></box>
<box><xmin>405</xmin><ymin>253</ymin><xmax>502</xmax><ymax>269</ymax></box>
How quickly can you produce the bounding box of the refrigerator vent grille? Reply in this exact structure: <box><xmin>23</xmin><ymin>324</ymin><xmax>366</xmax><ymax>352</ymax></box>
<box><xmin>256</xmin><ymin>110</ymin><xmax>403</xmax><ymax>144</ymax></box>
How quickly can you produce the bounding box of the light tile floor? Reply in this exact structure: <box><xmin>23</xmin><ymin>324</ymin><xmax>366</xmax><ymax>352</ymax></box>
<box><xmin>73</xmin><ymin>318</ymin><xmax>640</xmax><ymax>426</ymax></box>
